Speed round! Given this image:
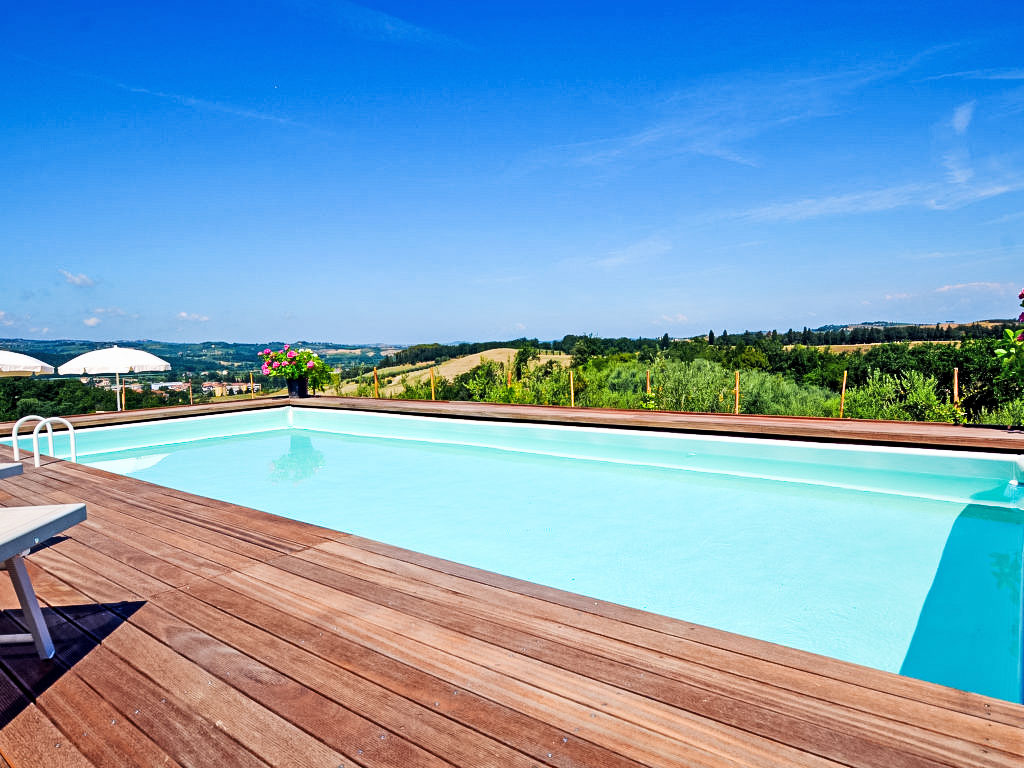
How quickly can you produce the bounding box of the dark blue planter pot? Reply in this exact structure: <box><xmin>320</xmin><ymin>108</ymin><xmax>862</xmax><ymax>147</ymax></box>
<box><xmin>286</xmin><ymin>376</ymin><xmax>309</xmax><ymax>398</ymax></box>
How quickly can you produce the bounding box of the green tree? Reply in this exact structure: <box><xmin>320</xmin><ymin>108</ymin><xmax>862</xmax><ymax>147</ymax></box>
<box><xmin>511</xmin><ymin>345</ymin><xmax>539</xmax><ymax>381</ymax></box>
<box><xmin>570</xmin><ymin>336</ymin><xmax>600</xmax><ymax>368</ymax></box>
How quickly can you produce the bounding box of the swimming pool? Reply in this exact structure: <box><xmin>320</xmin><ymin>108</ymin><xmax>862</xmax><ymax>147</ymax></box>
<box><xmin>7</xmin><ymin>406</ymin><xmax>1024</xmax><ymax>702</ymax></box>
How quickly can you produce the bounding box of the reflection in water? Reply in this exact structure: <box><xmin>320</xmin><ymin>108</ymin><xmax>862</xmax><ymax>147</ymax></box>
<box><xmin>88</xmin><ymin>453</ymin><xmax>170</xmax><ymax>475</ymax></box>
<box><xmin>270</xmin><ymin>434</ymin><xmax>326</xmax><ymax>484</ymax></box>
<box><xmin>900</xmin><ymin>504</ymin><xmax>1024</xmax><ymax>702</ymax></box>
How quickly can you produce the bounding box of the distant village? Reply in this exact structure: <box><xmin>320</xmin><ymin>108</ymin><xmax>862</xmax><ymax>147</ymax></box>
<box><xmin>82</xmin><ymin>377</ymin><xmax>262</xmax><ymax>398</ymax></box>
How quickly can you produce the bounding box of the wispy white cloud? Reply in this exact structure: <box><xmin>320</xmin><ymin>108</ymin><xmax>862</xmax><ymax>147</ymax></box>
<box><xmin>82</xmin><ymin>316</ymin><xmax>101</xmax><ymax>327</ymax></box>
<box><xmin>93</xmin><ymin>306</ymin><xmax>140</xmax><ymax>320</ymax></box>
<box><xmin>590</xmin><ymin>236</ymin><xmax>672</xmax><ymax>269</ymax></box>
<box><xmin>113</xmin><ymin>82</ymin><xmax>306</xmax><ymax>128</ymax></box>
<box><xmin>736</xmin><ymin>170</ymin><xmax>1024</xmax><ymax>222</ymax></box>
<box><xmin>904</xmin><ymin>244</ymin><xmax>1020</xmax><ymax>261</ymax></box>
<box><xmin>531</xmin><ymin>50</ymin><xmax>947</xmax><ymax>171</ymax></box>
<box><xmin>929</xmin><ymin>180</ymin><xmax>1024</xmax><ymax>209</ymax></box>
<box><xmin>0</xmin><ymin>311</ymin><xmax>13</xmax><ymax>327</ymax></box>
<box><xmin>942</xmin><ymin>149</ymin><xmax>974</xmax><ymax>184</ymax></box>
<box><xmin>59</xmin><ymin>268</ymin><xmax>94</xmax><ymax>287</ymax></box>
<box><xmin>10</xmin><ymin>52</ymin><xmax>324</xmax><ymax>133</ymax></box>
<box><xmin>922</xmin><ymin>68</ymin><xmax>1024</xmax><ymax>82</ymax></box>
<box><xmin>884</xmin><ymin>293</ymin><xmax>911</xmax><ymax>301</ymax></box>
<box><xmin>177</xmin><ymin>311</ymin><xmax>209</xmax><ymax>322</ymax></box>
<box><xmin>739</xmin><ymin>184</ymin><xmax>927</xmax><ymax>222</ymax></box>
<box><xmin>934</xmin><ymin>281</ymin><xmax>1013</xmax><ymax>294</ymax></box>
<box><xmin>535</xmin><ymin>70</ymin><xmax>849</xmax><ymax>169</ymax></box>
<box><xmin>951</xmin><ymin>100</ymin><xmax>976</xmax><ymax>134</ymax></box>
<box><xmin>659</xmin><ymin>313</ymin><xmax>688</xmax><ymax>324</ymax></box>
<box><xmin>472</xmin><ymin>274</ymin><xmax>525</xmax><ymax>285</ymax></box>
<box><xmin>986</xmin><ymin>209</ymin><xmax>1024</xmax><ymax>225</ymax></box>
<box><xmin>292</xmin><ymin>0</ymin><xmax>465</xmax><ymax>50</ymax></box>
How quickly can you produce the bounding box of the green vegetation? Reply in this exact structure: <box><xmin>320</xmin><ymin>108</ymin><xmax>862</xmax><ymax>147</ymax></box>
<box><xmin>0</xmin><ymin>378</ymin><xmax>193</xmax><ymax>421</ymax></box>
<box><xmin>4</xmin><ymin>316</ymin><xmax>1022</xmax><ymax>426</ymax></box>
<box><xmin>394</xmin><ymin>335</ymin><xmax>1024</xmax><ymax>426</ymax></box>
<box><xmin>993</xmin><ymin>289</ymin><xmax>1024</xmax><ymax>383</ymax></box>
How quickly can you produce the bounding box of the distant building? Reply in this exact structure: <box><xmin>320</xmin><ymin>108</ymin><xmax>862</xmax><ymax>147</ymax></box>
<box><xmin>201</xmin><ymin>381</ymin><xmax>262</xmax><ymax>396</ymax></box>
<box><xmin>151</xmin><ymin>382</ymin><xmax>189</xmax><ymax>392</ymax></box>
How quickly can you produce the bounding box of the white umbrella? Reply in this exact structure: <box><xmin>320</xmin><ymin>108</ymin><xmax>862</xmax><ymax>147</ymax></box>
<box><xmin>0</xmin><ymin>350</ymin><xmax>55</xmax><ymax>377</ymax></box>
<box><xmin>57</xmin><ymin>346</ymin><xmax>171</xmax><ymax>411</ymax></box>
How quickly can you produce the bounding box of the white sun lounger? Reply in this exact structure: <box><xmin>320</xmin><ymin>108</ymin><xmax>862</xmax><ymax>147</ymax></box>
<box><xmin>0</xmin><ymin>463</ymin><xmax>23</xmax><ymax>480</ymax></box>
<box><xmin>0</xmin><ymin>503</ymin><xmax>87</xmax><ymax>658</ymax></box>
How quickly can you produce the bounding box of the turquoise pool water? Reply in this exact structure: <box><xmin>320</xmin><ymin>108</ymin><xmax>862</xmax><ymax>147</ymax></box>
<box><xmin>8</xmin><ymin>407</ymin><xmax>1023</xmax><ymax>701</ymax></box>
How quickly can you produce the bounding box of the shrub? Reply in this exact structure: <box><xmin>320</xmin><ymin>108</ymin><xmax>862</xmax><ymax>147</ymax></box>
<box><xmin>843</xmin><ymin>370</ymin><xmax>957</xmax><ymax>422</ymax></box>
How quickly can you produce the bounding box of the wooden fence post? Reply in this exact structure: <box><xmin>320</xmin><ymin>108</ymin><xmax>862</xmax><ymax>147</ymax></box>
<box><xmin>188</xmin><ymin>382</ymin><xmax>193</xmax><ymax>405</ymax></box>
<box><xmin>507</xmin><ymin>365</ymin><xmax>512</xmax><ymax>388</ymax></box>
<box><xmin>646</xmin><ymin>369</ymin><xmax>651</xmax><ymax>394</ymax></box>
<box><xmin>839</xmin><ymin>370</ymin><xmax>848</xmax><ymax>418</ymax></box>
<box><xmin>569</xmin><ymin>369</ymin><xmax>575</xmax><ymax>408</ymax></box>
<box><xmin>733</xmin><ymin>370</ymin><xmax>740</xmax><ymax>414</ymax></box>
<box><xmin>430</xmin><ymin>367</ymin><xmax>436</xmax><ymax>401</ymax></box>
<box><xmin>373</xmin><ymin>367</ymin><xmax>379</xmax><ymax>399</ymax></box>
<box><xmin>249</xmin><ymin>372</ymin><xmax>255</xmax><ymax>399</ymax></box>
<box><xmin>953</xmin><ymin>367</ymin><xmax>960</xmax><ymax>408</ymax></box>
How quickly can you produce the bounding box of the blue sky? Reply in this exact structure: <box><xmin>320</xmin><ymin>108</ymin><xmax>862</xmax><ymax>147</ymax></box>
<box><xmin>2</xmin><ymin>1</ymin><xmax>1023</xmax><ymax>343</ymax></box>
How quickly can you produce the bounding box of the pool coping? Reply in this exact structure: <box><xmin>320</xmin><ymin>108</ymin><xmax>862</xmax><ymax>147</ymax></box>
<box><xmin>3</xmin><ymin>395</ymin><xmax>1024</xmax><ymax>454</ymax></box>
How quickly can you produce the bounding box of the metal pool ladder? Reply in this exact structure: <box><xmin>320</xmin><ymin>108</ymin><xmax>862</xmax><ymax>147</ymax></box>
<box><xmin>11</xmin><ymin>415</ymin><xmax>78</xmax><ymax>468</ymax></box>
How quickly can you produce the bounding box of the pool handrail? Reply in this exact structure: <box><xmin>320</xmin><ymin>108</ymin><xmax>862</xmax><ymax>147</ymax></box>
<box><xmin>30</xmin><ymin>417</ymin><xmax>77</xmax><ymax>468</ymax></box>
<box><xmin>11</xmin><ymin>415</ymin><xmax>53</xmax><ymax>461</ymax></box>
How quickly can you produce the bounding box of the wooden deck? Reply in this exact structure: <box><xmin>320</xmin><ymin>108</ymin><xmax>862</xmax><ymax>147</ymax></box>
<box><xmin>0</xmin><ymin>431</ymin><xmax>1021</xmax><ymax>766</ymax></box>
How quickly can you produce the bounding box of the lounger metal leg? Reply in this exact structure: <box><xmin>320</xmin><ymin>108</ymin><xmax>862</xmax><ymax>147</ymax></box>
<box><xmin>4</xmin><ymin>555</ymin><xmax>55</xmax><ymax>659</ymax></box>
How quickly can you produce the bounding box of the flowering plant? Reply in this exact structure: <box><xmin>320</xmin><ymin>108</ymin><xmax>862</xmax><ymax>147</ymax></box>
<box><xmin>259</xmin><ymin>345</ymin><xmax>333</xmax><ymax>389</ymax></box>
<box><xmin>994</xmin><ymin>288</ymin><xmax>1024</xmax><ymax>381</ymax></box>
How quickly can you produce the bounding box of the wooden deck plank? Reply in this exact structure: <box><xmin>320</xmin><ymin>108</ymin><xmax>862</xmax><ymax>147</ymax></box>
<box><xmin>247</xmin><ymin>554</ymin><xmax>1013</xmax><ymax>768</ymax></box>
<box><xmin>140</xmin><ymin>594</ymin><xmax>530</xmax><ymax>768</ymax></box>
<box><xmin>0</xmin><ymin>609</ymin><xmax>185</xmax><ymax>768</ymax></box>
<box><xmin>0</xmin><ymin>420</ymin><xmax>1019</xmax><ymax>768</ymax></box>
<box><xmin>297</xmin><ymin>541</ymin><xmax>1023</xmax><ymax>758</ymax></box>
<box><xmin>0</xmin><ymin>702</ymin><xmax>97</xmax><ymax>768</ymax></box>
<box><xmin>100</xmin><ymin>619</ymin><xmax>349</xmax><ymax>768</ymax></box>
<box><xmin>0</xmin><ymin>471</ymin><xmax>291</xmax><ymax>562</ymax></box>
<box><xmin>25</xmin><ymin>464</ymin><xmax>323</xmax><ymax>553</ymax></box>
<box><xmin>72</xmin><ymin>644</ymin><xmax>274</xmax><ymax>768</ymax></box>
<box><xmin>29</xmin><ymin>548</ymin><xmax>145</xmax><ymax>605</ymax></box>
<box><xmin>177</xmin><ymin>577</ymin><xmax>651</xmax><ymax>768</ymax></box>
<box><xmin>214</xmin><ymin>565</ymin><xmax>849</xmax><ymax>768</ymax></box>
<box><xmin>337</xmin><ymin>533</ymin><xmax>1024</xmax><ymax>729</ymax></box>
<box><xmin>36</xmin><ymin>673</ymin><xmax>185</xmax><ymax>768</ymax></box>
<box><xmin>0</xmin><ymin>473</ymin><xmax>234</xmax><ymax>577</ymax></box>
<box><xmin>282</xmin><ymin>546</ymin><xmax>1020</xmax><ymax>767</ymax></box>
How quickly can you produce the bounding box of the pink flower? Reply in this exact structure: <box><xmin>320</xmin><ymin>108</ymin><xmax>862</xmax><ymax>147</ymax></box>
<box><xmin>1018</xmin><ymin>288</ymin><xmax>1024</xmax><ymax>300</ymax></box>
<box><xmin>1019</xmin><ymin>312</ymin><xmax>1024</xmax><ymax>322</ymax></box>
<box><xmin>261</xmin><ymin>364</ymin><xmax>269</xmax><ymax>374</ymax></box>
<box><xmin>1018</xmin><ymin>332</ymin><xmax>1024</xmax><ymax>342</ymax></box>
<box><xmin>272</xmin><ymin>361</ymin><xmax>280</xmax><ymax>368</ymax></box>
<box><xmin>262</xmin><ymin>348</ymin><xmax>271</xmax><ymax>355</ymax></box>
<box><xmin>283</xmin><ymin>344</ymin><xmax>290</xmax><ymax>350</ymax></box>
<box><xmin>287</xmin><ymin>350</ymin><xmax>297</xmax><ymax>358</ymax></box>
<box><xmin>306</xmin><ymin>360</ymin><xmax>315</xmax><ymax>369</ymax></box>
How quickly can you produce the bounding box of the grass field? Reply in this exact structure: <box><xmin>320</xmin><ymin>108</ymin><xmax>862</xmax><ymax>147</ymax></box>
<box><xmin>336</xmin><ymin>348</ymin><xmax>570</xmax><ymax>396</ymax></box>
<box><xmin>784</xmin><ymin>340</ymin><xmax>962</xmax><ymax>353</ymax></box>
